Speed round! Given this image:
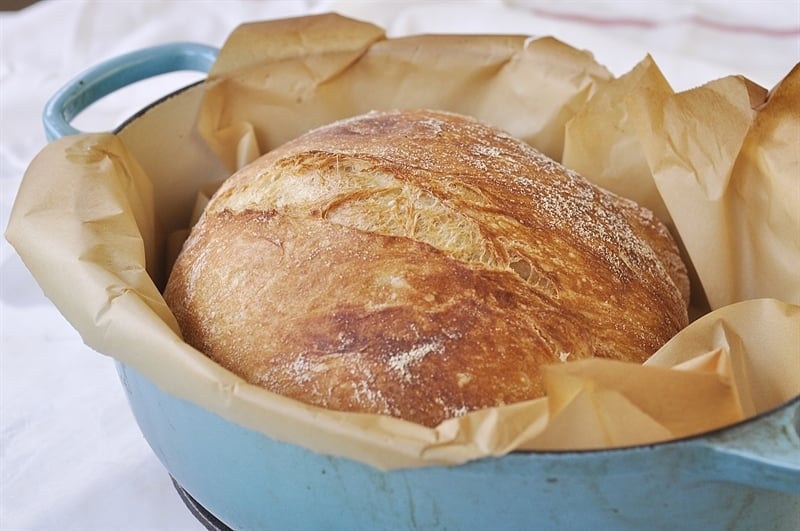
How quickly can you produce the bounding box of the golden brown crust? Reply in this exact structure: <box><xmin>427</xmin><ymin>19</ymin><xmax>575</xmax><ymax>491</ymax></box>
<box><xmin>164</xmin><ymin>109</ymin><xmax>689</xmax><ymax>427</ymax></box>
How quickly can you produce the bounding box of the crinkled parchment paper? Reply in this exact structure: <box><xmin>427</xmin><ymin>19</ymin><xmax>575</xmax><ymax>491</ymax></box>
<box><xmin>6</xmin><ymin>14</ymin><xmax>799</xmax><ymax>470</ymax></box>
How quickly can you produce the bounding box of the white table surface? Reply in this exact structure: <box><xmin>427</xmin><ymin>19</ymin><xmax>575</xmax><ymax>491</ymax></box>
<box><xmin>1</xmin><ymin>1</ymin><xmax>798</xmax><ymax>529</ymax></box>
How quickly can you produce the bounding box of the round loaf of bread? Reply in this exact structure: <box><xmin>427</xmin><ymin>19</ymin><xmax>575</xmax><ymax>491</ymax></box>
<box><xmin>164</xmin><ymin>109</ymin><xmax>690</xmax><ymax>427</ymax></box>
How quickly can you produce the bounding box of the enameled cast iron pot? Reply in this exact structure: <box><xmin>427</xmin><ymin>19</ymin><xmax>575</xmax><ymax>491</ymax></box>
<box><xmin>42</xmin><ymin>43</ymin><xmax>800</xmax><ymax>531</ymax></box>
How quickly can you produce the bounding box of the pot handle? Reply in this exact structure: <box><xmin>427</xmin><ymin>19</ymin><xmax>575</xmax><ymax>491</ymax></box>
<box><xmin>697</xmin><ymin>397</ymin><xmax>800</xmax><ymax>493</ymax></box>
<box><xmin>43</xmin><ymin>42</ymin><xmax>219</xmax><ymax>141</ymax></box>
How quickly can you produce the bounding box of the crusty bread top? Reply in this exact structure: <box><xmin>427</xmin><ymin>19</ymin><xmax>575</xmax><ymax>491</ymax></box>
<box><xmin>164</xmin><ymin>109</ymin><xmax>689</xmax><ymax>427</ymax></box>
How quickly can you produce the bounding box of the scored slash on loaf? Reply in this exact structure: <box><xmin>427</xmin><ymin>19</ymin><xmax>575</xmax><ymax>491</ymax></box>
<box><xmin>164</xmin><ymin>109</ymin><xmax>690</xmax><ymax>427</ymax></box>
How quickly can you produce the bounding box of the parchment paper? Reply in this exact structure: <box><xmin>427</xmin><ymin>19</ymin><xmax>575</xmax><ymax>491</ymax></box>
<box><xmin>6</xmin><ymin>14</ymin><xmax>799</xmax><ymax>470</ymax></box>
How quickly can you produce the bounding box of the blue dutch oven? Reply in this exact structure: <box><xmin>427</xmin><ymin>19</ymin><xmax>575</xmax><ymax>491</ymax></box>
<box><xmin>40</xmin><ymin>42</ymin><xmax>800</xmax><ymax>531</ymax></box>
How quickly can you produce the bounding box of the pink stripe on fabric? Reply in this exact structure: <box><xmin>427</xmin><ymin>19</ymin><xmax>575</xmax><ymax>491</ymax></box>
<box><xmin>689</xmin><ymin>15</ymin><xmax>800</xmax><ymax>37</ymax></box>
<box><xmin>525</xmin><ymin>7</ymin><xmax>800</xmax><ymax>38</ymax></box>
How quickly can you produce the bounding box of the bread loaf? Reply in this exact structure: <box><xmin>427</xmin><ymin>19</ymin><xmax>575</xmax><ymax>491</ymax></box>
<box><xmin>164</xmin><ymin>109</ymin><xmax>690</xmax><ymax>427</ymax></box>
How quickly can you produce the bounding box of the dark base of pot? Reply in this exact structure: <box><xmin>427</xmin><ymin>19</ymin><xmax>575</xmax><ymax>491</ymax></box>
<box><xmin>171</xmin><ymin>476</ymin><xmax>233</xmax><ymax>531</ymax></box>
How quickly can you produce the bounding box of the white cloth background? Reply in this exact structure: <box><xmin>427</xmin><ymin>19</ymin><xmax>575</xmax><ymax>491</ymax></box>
<box><xmin>1</xmin><ymin>1</ymin><xmax>798</xmax><ymax>529</ymax></box>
